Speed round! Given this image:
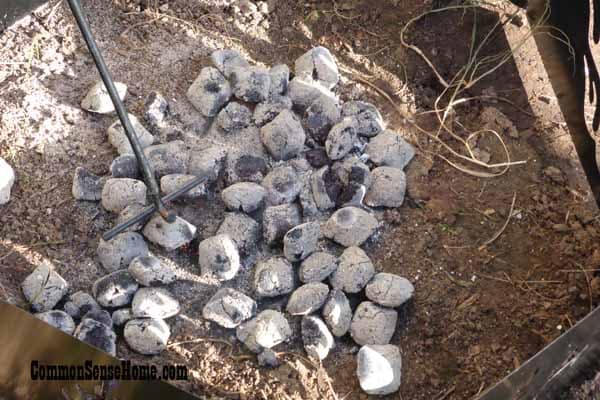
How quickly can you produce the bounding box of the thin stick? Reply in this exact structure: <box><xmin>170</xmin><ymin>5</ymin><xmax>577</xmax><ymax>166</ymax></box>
<box><xmin>577</xmin><ymin>263</ymin><xmax>594</xmax><ymax>313</ymax></box>
<box><xmin>167</xmin><ymin>337</ymin><xmax>232</xmax><ymax>349</ymax></box>
<box><xmin>478</xmin><ymin>193</ymin><xmax>516</xmax><ymax>250</ymax></box>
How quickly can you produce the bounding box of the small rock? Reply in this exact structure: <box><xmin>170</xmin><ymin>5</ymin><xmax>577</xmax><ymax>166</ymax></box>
<box><xmin>366</xmin><ymin>273</ymin><xmax>414</xmax><ymax>308</ymax></box>
<box><xmin>63</xmin><ymin>291</ymin><xmax>101</xmax><ymax>320</ymax></box>
<box><xmin>350</xmin><ymin>301</ymin><xmax>397</xmax><ymax>345</ymax></box>
<box><xmin>304</xmin><ymin>94</ymin><xmax>341</xmax><ymax>144</ymax></box>
<box><xmin>288</xmin><ymin>76</ymin><xmax>336</xmax><ymax>112</ymax></box>
<box><xmin>143</xmin><ymin>141</ymin><xmax>189</xmax><ymax>177</ymax></box>
<box><xmin>258</xmin><ymin>348</ymin><xmax>280</xmax><ymax>368</ymax></box>
<box><xmin>160</xmin><ymin>174</ymin><xmax>206</xmax><ymax>200</ymax></box>
<box><xmin>143</xmin><ymin>214</ymin><xmax>197</xmax><ymax>251</ymax></box>
<box><xmin>357</xmin><ymin>345</ymin><xmax>402</xmax><ymax>395</ymax></box>
<box><xmin>202</xmin><ymin>288</ymin><xmax>257</xmax><ymax>328</ymax></box>
<box><xmin>101</xmin><ymin>178</ymin><xmax>147</xmax><ymax>213</ymax></box>
<box><xmin>261</xmin><ymin>166</ymin><xmax>302</xmax><ymax>206</ymax></box>
<box><xmin>254</xmin><ymin>96</ymin><xmax>293</xmax><ymax>127</ymax></box>
<box><xmin>222</xmin><ymin>182</ymin><xmax>266</xmax><ymax>213</ymax></box>
<box><xmin>81</xmin><ymin>309</ymin><xmax>113</xmax><ymax>328</ymax></box>
<box><xmin>198</xmin><ymin>234</ymin><xmax>241</xmax><ymax>281</ymax></box>
<box><xmin>0</xmin><ymin>157</ymin><xmax>15</xmax><ymax>205</ymax></box>
<box><xmin>72</xmin><ymin>167</ymin><xmax>104</xmax><ymax>201</ymax></box>
<box><xmin>330</xmin><ymin>246</ymin><xmax>375</xmax><ymax>293</ymax></box>
<box><xmin>253</xmin><ymin>257</ymin><xmax>295</xmax><ymax>298</ymax></box>
<box><xmin>301</xmin><ymin>315</ymin><xmax>334</xmax><ymax>360</ymax></box>
<box><xmin>216</xmin><ymin>212</ymin><xmax>260</xmax><ymax>253</ymax></box>
<box><xmin>322</xmin><ymin>289</ymin><xmax>352</xmax><ymax>337</ymax></box>
<box><xmin>92</xmin><ymin>269</ymin><xmax>139</xmax><ymax>308</ymax></box>
<box><xmin>35</xmin><ymin>310</ymin><xmax>76</xmax><ymax>335</ymax></box>
<box><xmin>326</xmin><ymin>118</ymin><xmax>358</xmax><ymax>160</ymax></box>
<box><xmin>236</xmin><ymin>310</ymin><xmax>292</xmax><ymax>351</ymax></box>
<box><xmin>225</xmin><ymin>152</ymin><xmax>269</xmax><ymax>184</ymax></box>
<box><xmin>110</xmin><ymin>155</ymin><xmax>139</xmax><ymax>179</ymax></box>
<box><xmin>230</xmin><ymin>66</ymin><xmax>271</xmax><ymax>103</ymax></box>
<box><xmin>115</xmin><ymin>203</ymin><xmax>147</xmax><ymax>233</ymax></box>
<box><xmin>544</xmin><ymin>166</ymin><xmax>565</xmax><ymax>184</ymax></box>
<box><xmin>366</xmin><ymin>130</ymin><xmax>415</xmax><ymax>169</ymax></box>
<box><xmin>211</xmin><ymin>49</ymin><xmax>250</xmax><ymax>79</ymax></box>
<box><xmin>112</xmin><ymin>308</ymin><xmax>133</xmax><ymax>327</ymax></box>
<box><xmin>262</xmin><ymin>204</ymin><xmax>302</xmax><ymax>246</ymax></box>
<box><xmin>260</xmin><ymin>110</ymin><xmax>306</xmax><ymax>161</ymax></box>
<box><xmin>21</xmin><ymin>262</ymin><xmax>69</xmax><ymax>312</ymax></box>
<box><xmin>365</xmin><ymin>167</ymin><xmax>406</xmax><ymax>208</ymax></box>
<box><xmin>305</xmin><ymin>148</ymin><xmax>330</xmax><ymax>168</ymax></box>
<box><xmin>187</xmin><ymin>67</ymin><xmax>232</xmax><ymax>117</ymax></box>
<box><xmin>97</xmin><ymin>232</ymin><xmax>148</xmax><ymax>272</ymax></box>
<box><xmin>295</xmin><ymin>47</ymin><xmax>340</xmax><ymax>89</ymax></box>
<box><xmin>323</xmin><ymin>207</ymin><xmax>379</xmax><ymax>247</ymax></box>
<box><xmin>74</xmin><ymin>318</ymin><xmax>117</xmax><ymax>356</ymax></box>
<box><xmin>286</xmin><ymin>282</ymin><xmax>329</xmax><ymax>315</ymax></box>
<box><xmin>299</xmin><ymin>252</ymin><xmax>338</xmax><ymax>283</ymax></box>
<box><xmin>128</xmin><ymin>255</ymin><xmax>176</xmax><ymax>286</ymax></box>
<box><xmin>341</xmin><ymin>101</ymin><xmax>384</xmax><ymax>137</ymax></box>
<box><xmin>269</xmin><ymin>64</ymin><xmax>290</xmax><ymax>96</ymax></box>
<box><xmin>216</xmin><ymin>102</ymin><xmax>252</xmax><ymax>132</ymax></box>
<box><xmin>144</xmin><ymin>91</ymin><xmax>169</xmax><ymax>127</ymax></box>
<box><xmin>124</xmin><ymin>318</ymin><xmax>170</xmax><ymax>355</ymax></box>
<box><xmin>81</xmin><ymin>81</ymin><xmax>127</xmax><ymax>114</ymax></box>
<box><xmin>283</xmin><ymin>222</ymin><xmax>321</xmax><ymax>262</ymax></box>
<box><xmin>131</xmin><ymin>287</ymin><xmax>180</xmax><ymax>319</ymax></box>
<box><xmin>107</xmin><ymin>114</ymin><xmax>154</xmax><ymax>155</ymax></box>
<box><xmin>188</xmin><ymin>146</ymin><xmax>227</xmax><ymax>182</ymax></box>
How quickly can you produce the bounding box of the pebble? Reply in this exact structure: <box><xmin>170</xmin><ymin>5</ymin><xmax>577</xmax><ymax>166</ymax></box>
<box><xmin>326</xmin><ymin>117</ymin><xmax>358</xmax><ymax>160</ymax></box>
<box><xmin>202</xmin><ymin>288</ymin><xmax>257</xmax><ymax>328</ymax></box>
<box><xmin>260</xmin><ymin>109</ymin><xmax>306</xmax><ymax>161</ymax></box>
<box><xmin>231</xmin><ymin>66</ymin><xmax>271</xmax><ymax>103</ymax></box>
<box><xmin>107</xmin><ymin>114</ymin><xmax>154</xmax><ymax>155</ymax></box>
<box><xmin>188</xmin><ymin>146</ymin><xmax>227</xmax><ymax>182</ymax></box>
<box><xmin>198</xmin><ymin>234</ymin><xmax>241</xmax><ymax>281</ymax></box>
<box><xmin>236</xmin><ymin>310</ymin><xmax>292</xmax><ymax>351</ymax></box>
<box><xmin>365</xmin><ymin>273</ymin><xmax>414</xmax><ymax>308</ymax></box>
<box><xmin>0</xmin><ymin>157</ymin><xmax>15</xmax><ymax>205</ymax></box>
<box><xmin>304</xmin><ymin>93</ymin><xmax>340</xmax><ymax>144</ymax></box>
<box><xmin>301</xmin><ymin>315</ymin><xmax>334</xmax><ymax>360</ymax></box>
<box><xmin>322</xmin><ymin>289</ymin><xmax>352</xmax><ymax>337</ymax></box>
<box><xmin>222</xmin><ymin>182</ymin><xmax>266</xmax><ymax>213</ymax></box>
<box><xmin>143</xmin><ymin>141</ymin><xmax>189</xmax><ymax>177</ymax></box>
<box><xmin>341</xmin><ymin>101</ymin><xmax>385</xmax><ymax>137</ymax></box>
<box><xmin>365</xmin><ymin>130</ymin><xmax>415</xmax><ymax>169</ymax></box>
<box><xmin>286</xmin><ymin>282</ymin><xmax>329</xmax><ymax>315</ymax></box>
<box><xmin>261</xmin><ymin>166</ymin><xmax>302</xmax><ymax>206</ymax></box>
<box><xmin>295</xmin><ymin>47</ymin><xmax>340</xmax><ymax>89</ymax></box>
<box><xmin>115</xmin><ymin>203</ymin><xmax>147</xmax><ymax>233</ymax></box>
<box><xmin>211</xmin><ymin>49</ymin><xmax>250</xmax><ymax>79</ymax></box>
<box><xmin>110</xmin><ymin>154</ymin><xmax>139</xmax><ymax>179</ymax></box>
<box><xmin>131</xmin><ymin>287</ymin><xmax>180</xmax><ymax>319</ymax></box>
<box><xmin>254</xmin><ymin>96</ymin><xmax>293</xmax><ymax>127</ymax></box>
<box><xmin>350</xmin><ymin>301</ymin><xmax>397</xmax><ymax>345</ymax></box>
<box><xmin>323</xmin><ymin>207</ymin><xmax>379</xmax><ymax>247</ymax></box>
<box><xmin>92</xmin><ymin>269</ymin><xmax>139</xmax><ymax>308</ymax></box>
<box><xmin>112</xmin><ymin>308</ymin><xmax>133</xmax><ymax>327</ymax></box>
<box><xmin>253</xmin><ymin>257</ymin><xmax>295</xmax><ymax>298</ymax></box>
<box><xmin>216</xmin><ymin>102</ymin><xmax>252</xmax><ymax>132</ymax></box>
<box><xmin>269</xmin><ymin>64</ymin><xmax>290</xmax><ymax>96</ymax></box>
<box><xmin>144</xmin><ymin>91</ymin><xmax>169</xmax><ymax>128</ymax></box>
<box><xmin>160</xmin><ymin>174</ymin><xmax>206</xmax><ymax>200</ymax></box>
<box><xmin>72</xmin><ymin>167</ymin><xmax>104</xmax><ymax>201</ymax></box>
<box><xmin>101</xmin><ymin>178</ymin><xmax>147</xmax><ymax>213</ymax></box>
<box><xmin>124</xmin><ymin>318</ymin><xmax>170</xmax><ymax>355</ymax></box>
<box><xmin>356</xmin><ymin>345</ymin><xmax>402</xmax><ymax>395</ymax></box>
<box><xmin>35</xmin><ymin>310</ymin><xmax>76</xmax><ymax>335</ymax></box>
<box><xmin>74</xmin><ymin>318</ymin><xmax>117</xmax><ymax>356</ymax></box>
<box><xmin>365</xmin><ymin>167</ymin><xmax>406</xmax><ymax>208</ymax></box>
<box><xmin>128</xmin><ymin>254</ymin><xmax>176</xmax><ymax>286</ymax></box>
<box><xmin>330</xmin><ymin>246</ymin><xmax>375</xmax><ymax>293</ymax></box>
<box><xmin>216</xmin><ymin>212</ymin><xmax>260</xmax><ymax>253</ymax></box>
<box><xmin>283</xmin><ymin>221</ymin><xmax>321</xmax><ymax>262</ymax></box>
<box><xmin>187</xmin><ymin>67</ymin><xmax>232</xmax><ymax>117</ymax></box>
<box><xmin>21</xmin><ymin>262</ymin><xmax>69</xmax><ymax>312</ymax></box>
<box><xmin>299</xmin><ymin>252</ymin><xmax>338</xmax><ymax>283</ymax></box>
<box><xmin>258</xmin><ymin>348</ymin><xmax>280</xmax><ymax>368</ymax></box>
<box><xmin>288</xmin><ymin>76</ymin><xmax>336</xmax><ymax>112</ymax></box>
<box><xmin>63</xmin><ymin>291</ymin><xmax>101</xmax><ymax>320</ymax></box>
<box><xmin>97</xmin><ymin>232</ymin><xmax>149</xmax><ymax>272</ymax></box>
<box><xmin>262</xmin><ymin>204</ymin><xmax>302</xmax><ymax>246</ymax></box>
<box><xmin>142</xmin><ymin>214</ymin><xmax>197</xmax><ymax>251</ymax></box>
<box><xmin>81</xmin><ymin>81</ymin><xmax>127</xmax><ymax>114</ymax></box>
<box><xmin>81</xmin><ymin>309</ymin><xmax>113</xmax><ymax>328</ymax></box>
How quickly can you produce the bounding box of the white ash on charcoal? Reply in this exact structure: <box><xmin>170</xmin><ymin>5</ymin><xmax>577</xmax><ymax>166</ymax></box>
<box><xmin>0</xmin><ymin>157</ymin><xmax>15</xmax><ymax>205</ymax></box>
<box><xmin>187</xmin><ymin>67</ymin><xmax>232</xmax><ymax>117</ymax></box>
<box><xmin>295</xmin><ymin>47</ymin><xmax>340</xmax><ymax>90</ymax></box>
<box><xmin>260</xmin><ymin>110</ymin><xmax>306</xmax><ymax>161</ymax></box>
<box><xmin>299</xmin><ymin>252</ymin><xmax>338</xmax><ymax>283</ymax></box>
<box><xmin>128</xmin><ymin>255</ymin><xmax>176</xmax><ymax>286</ymax></box>
<box><xmin>142</xmin><ymin>215</ymin><xmax>197</xmax><ymax>251</ymax></box>
<box><xmin>81</xmin><ymin>309</ymin><xmax>113</xmax><ymax>328</ymax></box>
<box><xmin>330</xmin><ymin>246</ymin><xmax>375</xmax><ymax>293</ymax></box>
<box><xmin>198</xmin><ymin>234</ymin><xmax>241</xmax><ymax>281</ymax></box>
<box><xmin>111</xmin><ymin>308</ymin><xmax>133</xmax><ymax>327</ymax></box>
<box><xmin>142</xmin><ymin>141</ymin><xmax>189</xmax><ymax>177</ymax></box>
<box><xmin>101</xmin><ymin>178</ymin><xmax>147</xmax><ymax>213</ymax></box>
<box><xmin>160</xmin><ymin>174</ymin><xmax>207</xmax><ymax>200</ymax></box>
<box><xmin>202</xmin><ymin>288</ymin><xmax>257</xmax><ymax>328</ymax></box>
<box><xmin>124</xmin><ymin>318</ymin><xmax>170</xmax><ymax>355</ymax></box>
<box><xmin>81</xmin><ymin>81</ymin><xmax>127</xmax><ymax>114</ymax></box>
<box><xmin>357</xmin><ymin>345</ymin><xmax>402</xmax><ymax>395</ymax></box>
<box><xmin>301</xmin><ymin>315</ymin><xmax>335</xmax><ymax>360</ymax></box>
<box><xmin>261</xmin><ymin>165</ymin><xmax>302</xmax><ymax>206</ymax></box>
<box><xmin>188</xmin><ymin>145</ymin><xmax>227</xmax><ymax>183</ymax></box>
<box><xmin>35</xmin><ymin>310</ymin><xmax>76</xmax><ymax>335</ymax></box>
<box><xmin>365</xmin><ymin>273</ymin><xmax>415</xmax><ymax>308</ymax></box>
<box><xmin>75</xmin><ymin>318</ymin><xmax>117</xmax><ymax>356</ymax></box>
<box><xmin>216</xmin><ymin>212</ymin><xmax>260</xmax><ymax>254</ymax></box>
<box><xmin>115</xmin><ymin>203</ymin><xmax>147</xmax><ymax>233</ymax></box>
<box><xmin>262</xmin><ymin>203</ymin><xmax>302</xmax><ymax>246</ymax></box>
<box><xmin>211</xmin><ymin>49</ymin><xmax>249</xmax><ymax>79</ymax></box>
<box><xmin>110</xmin><ymin>154</ymin><xmax>139</xmax><ymax>179</ymax></box>
<box><xmin>365</xmin><ymin>129</ymin><xmax>415</xmax><ymax>169</ymax></box>
<box><xmin>216</xmin><ymin>102</ymin><xmax>252</xmax><ymax>133</ymax></box>
<box><xmin>236</xmin><ymin>309</ymin><xmax>292</xmax><ymax>352</ymax></box>
<box><xmin>131</xmin><ymin>287</ymin><xmax>180</xmax><ymax>319</ymax></box>
<box><xmin>72</xmin><ymin>167</ymin><xmax>105</xmax><ymax>201</ymax></box>
<box><xmin>92</xmin><ymin>269</ymin><xmax>139</xmax><ymax>308</ymax></box>
<box><xmin>144</xmin><ymin>91</ymin><xmax>169</xmax><ymax>129</ymax></box>
<box><xmin>63</xmin><ymin>291</ymin><xmax>101</xmax><ymax>320</ymax></box>
<box><xmin>222</xmin><ymin>182</ymin><xmax>266</xmax><ymax>213</ymax></box>
<box><xmin>253</xmin><ymin>256</ymin><xmax>295</xmax><ymax>298</ymax></box>
<box><xmin>350</xmin><ymin>301</ymin><xmax>398</xmax><ymax>346</ymax></box>
<box><xmin>283</xmin><ymin>221</ymin><xmax>320</xmax><ymax>262</ymax></box>
<box><xmin>269</xmin><ymin>64</ymin><xmax>290</xmax><ymax>96</ymax></box>
<box><xmin>322</xmin><ymin>289</ymin><xmax>352</xmax><ymax>337</ymax></box>
<box><xmin>107</xmin><ymin>114</ymin><xmax>154</xmax><ymax>155</ymax></box>
<box><xmin>286</xmin><ymin>282</ymin><xmax>329</xmax><ymax>315</ymax></box>
<box><xmin>323</xmin><ymin>207</ymin><xmax>379</xmax><ymax>247</ymax></box>
<box><xmin>21</xmin><ymin>262</ymin><xmax>69</xmax><ymax>312</ymax></box>
<box><xmin>230</xmin><ymin>66</ymin><xmax>271</xmax><ymax>103</ymax></box>
<box><xmin>97</xmin><ymin>232</ymin><xmax>148</xmax><ymax>272</ymax></box>
<box><xmin>254</xmin><ymin>96</ymin><xmax>292</xmax><ymax>127</ymax></box>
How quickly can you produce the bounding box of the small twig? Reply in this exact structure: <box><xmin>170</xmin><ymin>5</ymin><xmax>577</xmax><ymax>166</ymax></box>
<box><xmin>478</xmin><ymin>192</ymin><xmax>516</xmax><ymax>250</ymax></box>
<box><xmin>167</xmin><ymin>337</ymin><xmax>232</xmax><ymax>349</ymax></box>
<box><xmin>436</xmin><ymin>386</ymin><xmax>456</xmax><ymax>400</ymax></box>
<box><xmin>576</xmin><ymin>263</ymin><xmax>594</xmax><ymax>313</ymax></box>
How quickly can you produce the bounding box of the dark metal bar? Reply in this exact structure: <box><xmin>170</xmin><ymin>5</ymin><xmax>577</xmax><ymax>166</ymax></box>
<box><xmin>102</xmin><ymin>176</ymin><xmax>206</xmax><ymax>241</ymax></box>
<box><xmin>65</xmin><ymin>0</ymin><xmax>174</xmax><ymax>222</ymax></box>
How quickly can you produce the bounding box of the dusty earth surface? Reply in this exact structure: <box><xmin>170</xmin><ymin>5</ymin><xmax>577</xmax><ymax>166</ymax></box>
<box><xmin>2</xmin><ymin>0</ymin><xmax>600</xmax><ymax>399</ymax></box>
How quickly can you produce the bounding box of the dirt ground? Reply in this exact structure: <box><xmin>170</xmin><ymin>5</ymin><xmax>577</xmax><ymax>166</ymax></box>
<box><xmin>2</xmin><ymin>0</ymin><xmax>600</xmax><ymax>399</ymax></box>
